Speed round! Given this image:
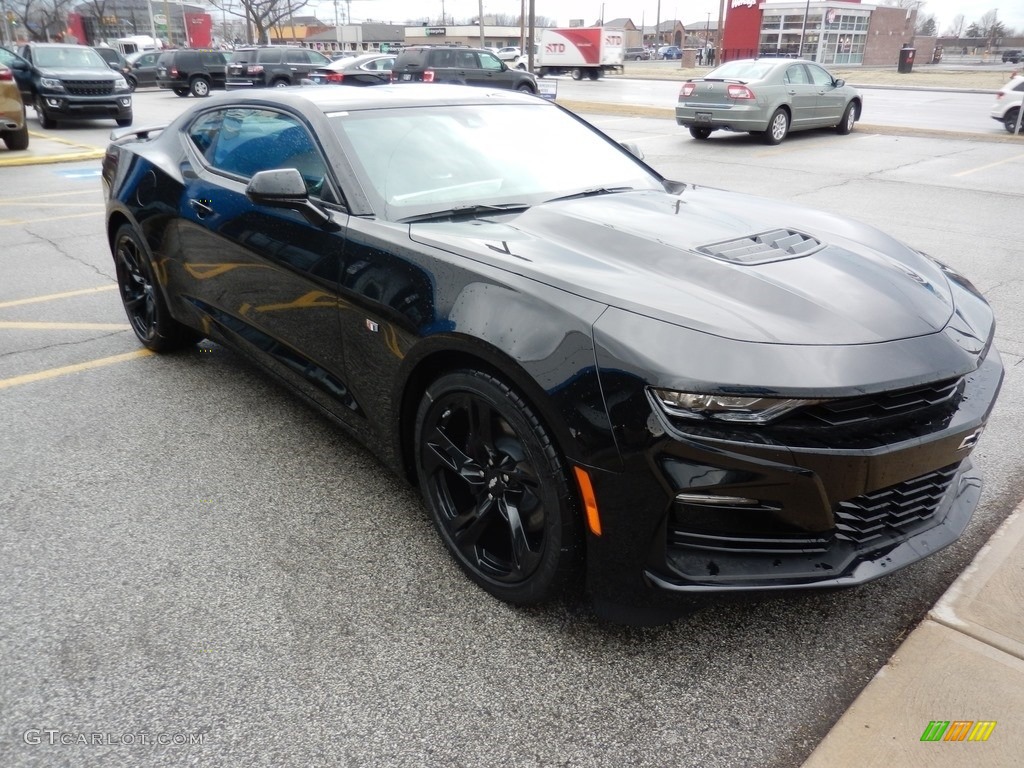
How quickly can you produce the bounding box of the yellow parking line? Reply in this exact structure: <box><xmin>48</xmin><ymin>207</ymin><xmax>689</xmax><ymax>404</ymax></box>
<box><xmin>0</xmin><ymin>150</ymin><xmax>105</xmax><ymax>167</ymax></box>
<box><xmin>0</xmin><ymin>285</ymin><xmax>117</xmax><ymax>309</ymax></box>
<box><xmin>2</xmin><ymin>202</ymin><xmax>104</xmax><ymax>208</ymax></box>
<box><xmin>0</xmin><ymin>321</ymin><xmax>129</xmax><ymax>330</ymax></box>
<box><xmin>0</xmin><ymin>210</ymin><xmax>104</xmax><ymax>226</ymax></box>
<box><xmin>0</xmin><ymin>190</ymin><xmax>102</xmax><ymax>200</ymax></box>
<box><xmin>953</xmin><ymin>152</ymin><xmax>1024</xmax><ymax>177</ymax></box>
<box><xmin>0</xmin><ymin>349</ymin><xmax>152</xmax><ymax>390</ymax></box>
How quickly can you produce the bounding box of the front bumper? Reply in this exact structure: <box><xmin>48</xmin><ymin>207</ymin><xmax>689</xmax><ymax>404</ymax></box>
<box><xmin>583</xmin><ymin>345</ymin><xmax>1003</xmax><ymax>611</ymax></box>
<box><xmin>38</xmin><ymin>92</ymin><xmax>131</xmax><ymax>120</ymax></box>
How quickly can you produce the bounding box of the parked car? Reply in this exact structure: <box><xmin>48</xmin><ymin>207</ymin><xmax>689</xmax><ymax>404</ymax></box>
<box><xmin>0</xmin><ymin>62</ymin><xmax>29</xmax><ymax>150</ymax></box>
<box><xmin>626</xmin><ymin>47</ymin><xmax>651</xmax><ymax>61</ymax></box>
<box><xmin>390</xmin><ymin>46</ymin><xmax>538</xmax><ymax>92</ymax></box>
<box><xmin>102</xmin><ymin>84</ymin><xmax>1002</xmax><ymax>622</ymax></box>
<box><xmin>676</xmin><ymin>58</ymin><xmax>862</xmax><ymax>144</ymax></box>
<box><xmin>125</xmin><ymin>49</ymin><xmax>165</xmax><ymax>89</ymax></box>
<box><xmin>496</xmin><ymin>46</ymin><xmax>521</xmax><ymax>60</ymax></box>
<box><xmin>658</xmin><ymin>45</ymin><xmax>682</xmax><ymax>60</ymax></box>
<box><xmin>92</xmin><ymin>46</ymin><xmax>135</xmax><ymax>90</ymax></box>
<box><xmin>7</xmin><ymin>43</ymin><xmax>131</xmax><ymax>128</ymax></box>
<box><xmin>1001</xmin><ymin>49</ymin><xmax>1022</xmax><ymax>63</ymax></box>
<box><xmin>156</xmin><ymin>49</ymin><xmax>229</xmax><ymax>97</ymax></box>
<box><xmin>304</xmin><ymin>53</ymin><xmax>394</xmax><ymax>86</ymax></box>
<box><xmin>990</xmin><ymin>74</ymin><xmax>1024</xmax><ymax>133</ymax></box>
<box><xmin>226</xmin><ymin>46</ymin><xmax>333</xmax><ymax>89</ymax></box>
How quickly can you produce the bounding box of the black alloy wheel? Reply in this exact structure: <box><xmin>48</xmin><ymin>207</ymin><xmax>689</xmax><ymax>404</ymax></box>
<box><xmin>113</xmin><ymin>224</ymin><xmax>200</xmax><ymax>351</ymax></box>
<box><xmin>415</xmin><ymin>370</ymin><xmax>580</xmax><ymax>605</ymax></box>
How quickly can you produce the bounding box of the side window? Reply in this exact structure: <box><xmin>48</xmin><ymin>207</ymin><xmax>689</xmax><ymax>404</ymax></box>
<box><xmin>309</xmin><ymin>51</ymin><xmax>331</xmax><ymax>66</ymax></box>
<box><xmin>479</xmin><ymin>52</ymin><xmax>503</xmax><ymax>72</ymax></box>
<box><xmin>286</xmin><ymin>49</ymin><xmax>310</xmax><ymax>65</ymax></box>
<box><xmin>784</xmin><ymin>65</ymin><xmax>808</xmax><ymax>85</ymax></box>
<box><xmin>190</xmin><ymin>108</ymin><xmax>333</xmax><ymax>201</ymax></box>
<box><xmin>807</xmin><ymin>64</ymin><xmax>835</xmax><ymax>87</ymax></box>
<box><xmin>431</xmin><ymin>50</ymin><xmax>455</xmax><ymax>68</ymax></box>
<box><xmin>258</xmin><ymin>49</ymin><xmax>283</xmax><ymax>65</ymax></box>
<box><xmin>457</xmin><ymin>51</ymin><xmax>478</xmax><ymax>69</ymax></box>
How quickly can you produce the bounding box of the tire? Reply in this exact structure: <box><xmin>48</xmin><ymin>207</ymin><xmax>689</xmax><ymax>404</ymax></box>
<box><xmin>763</xmin><ymin>107</ymin><xmax>789</xmax><ymax>145</ymax></box>
<box><xmin>115</xmin><ymin>117</ymin><xmax>133</xmax><ymax>128</ymax></box>
<box><xmin>516</xmin><ymin>83</ymin><xmax>536</xmax><ymax>94</ymax></box>
<box><xmin>190</xmin><ymin>77</ymin><xmax>211</xmax><ymax>97</ymax></box>
<box><xmin>272</xmin><ymin>78</ymin><xmax>290</xmax><ymax>88</ymax></box>
<box><xmin>570</xmin><ymin>68</ymin><xmax>583</xmax><ymax>81</ymax></box>
<box><xmin>173</xmin><ymin>87</ymin><xmax>190</xmax><ymax>97</ymax></box>
<box><xmin>126</xmin><ymin>75</ymin><xmax>138</xmax><ymax>92</ymax></box>
<box><xmin>414</xmin><ymin>370</ymin><xmax>581</xmax><ymax>605</ymax></box>
<box><xmin>689</xmin><ymin>126</ymin><xmax>712</xmax><ymax>140</ymax></box>
<box><xmin>587</xmin><ymin>68</ymin><xmax>600</xmax><ymax>80</ymax></box>
<box><xmin>836</xmin><ymin>102</ymin><xmax>856</xmax><ymax>135</ymax></box>
<box><xmin>112</xmin><ymin>224</ymin><xmax>202</xmax><ymax>352</ymax></box>
<box><xmin>634</xmin><ymin>56</ymin><xmax>643</xmax><ymax>61</ymax></box>
<box><xmin>35</xmin><ymin>97</ymin><xmax>56</xmax><ymax>129</ymax></box>
<box><xmin>1004</xmin><ymin>108</ymin><xmax>1021</xmax><ymax>134</ymax></box>
<box><xmin>2</xmin><ymin>112</ymin><xmax>29</xmax><ymax>150</ymax></box>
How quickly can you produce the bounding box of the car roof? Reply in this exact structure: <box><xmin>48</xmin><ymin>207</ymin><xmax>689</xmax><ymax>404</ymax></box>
<box><xmin>194</xmin><ymin>83</ymin><xmax>546</xmax><ymax>115</ymax></box>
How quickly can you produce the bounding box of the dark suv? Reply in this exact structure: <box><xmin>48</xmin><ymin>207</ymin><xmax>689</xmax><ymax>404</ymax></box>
<box><xmin>226</xmin><ymin>46</ymin><xmax>332</xmax><ymax>89</ymax></box>
<box><xmin>390</xmin><ymin>46</ymin><xmax>538</xmax><ymax>92</ymax></box>
<box><xmin>1002</xmin><ymin>49</ymin><xmax>1022</xmax><ymax>63</ymax></box>
<box><xmin>156</xmin><ymin>49</ymin><xmax>229</xmax><ymax>97</ymax></box>
<box><xmin>11</xmin><ymin>43</ymin><xmax>132</xmax><ymax>128</ymax></box>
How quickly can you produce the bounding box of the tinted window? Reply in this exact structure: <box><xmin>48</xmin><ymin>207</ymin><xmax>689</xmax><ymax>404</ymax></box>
<box><xmin>188</xmin><ymin>108</ymin><xmax>330</xmax><ymax>199</ymax></box>
<box><xmin>285</xmin><ymin>49</ymin><xmax>310</xmax><ymax>65</ymax></box>
<box><xmin>202</xmin><ymin>51</ymin><xmax>227</xmax><ymax>67</ymax></box>
<box><xmin>258</xmin><ymin>49</ymin><xmax>284</xmax><ymax>64</ymax></box>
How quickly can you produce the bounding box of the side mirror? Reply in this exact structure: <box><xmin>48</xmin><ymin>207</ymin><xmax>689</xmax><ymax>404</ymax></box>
<box><xmin>834</xmin><ymin>78</ymin><xmax>845</xmax><ymax>88</ymax></box>
<box><xmin>620</xmin><ymin>141</ymin><xmax>645</xmax><ymax>161</ymax></box>
<box><xmin>246</xmin><ymin>168</ymin><xmax>337</xmax><ymax>229</ymax></box>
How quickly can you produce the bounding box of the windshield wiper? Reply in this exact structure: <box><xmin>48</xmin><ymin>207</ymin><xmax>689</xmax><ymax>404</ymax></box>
<box><xmin>399</xmin><ymin>203</ymin><xmax>530</xmax><ymax>223</ymax></box>
<box><xmin>544</xmin><ymin>186</ymin><xmax>633</xmax><ymax>204</ymax></box>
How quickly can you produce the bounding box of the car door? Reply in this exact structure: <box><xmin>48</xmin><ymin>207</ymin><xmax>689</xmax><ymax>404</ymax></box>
<box><xmin>807</xmin><ymin>63</ymin><xmax>846</xmax><ymax>124</ymax></box>
<box><xmin>203</xmin><ymin>51</ymin><xmax>229</xmax><ymax>88</ymax></box>
<box><xmin>470</xmin><ymin>50</ymin><xmax>514</xmax><ymax>88</ymax></box>
<box><xmin>0</xmin><ymin>47</ymin><xmax>33</xmax><ymax>98</ymax></box>
<box><xmin>173</xmin><ymin>106</ymin><xmax>358</xmax><ymax>415</ymax></box>
<box><xmin>782</xmin><ymin>63</ymin><xmax>818</xmax><ymax>129</ymax></box>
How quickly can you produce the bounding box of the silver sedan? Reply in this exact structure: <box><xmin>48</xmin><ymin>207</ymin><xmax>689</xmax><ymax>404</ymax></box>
<box><xmin>676</xmin><ymin>58</ymin><xmax>862</xmax><ymax>144</ymax></box>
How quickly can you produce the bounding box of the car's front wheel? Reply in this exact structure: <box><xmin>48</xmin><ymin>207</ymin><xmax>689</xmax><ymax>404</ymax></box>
<box><xmin>763</xmin><ymin>108</ymin><xmax>790</xmax><ymax>144</ymax></box>
<box><xmin>115</xmin><ymin>117</ymin><xmax>133</xmax><ymax>128</ymax></box>
<box><xmin>516</xmin><ymin>83</ymin><xmax>536</xmax><ymax>94</ymax></box>
<box><xmin>113</xmin><ymin>224</ymin><xmax>201</xmax><ymax>351</ymax></box>
<box><xmin>34</xmin><ymin>97</ymin><xmax>56</xmax><ymax>129</ymax></box>
<box><xmin>415</xmin><ymin>370</ymin><xmax>581</xmax><ymax>605</ymax></box>
<box><xmin>1003</xmin><ymin>107</ymin><xmax>1021</xmax><ymax>134</ymax></box>
<box><xmin>836</xmin><ymin>102</ymin><xmax>857</xmax><ymax>135</ymax></box>
<box><xmin>689</xmin><ymin>126</ymin><xmax>712</xmax><ymax>140</ymax></box>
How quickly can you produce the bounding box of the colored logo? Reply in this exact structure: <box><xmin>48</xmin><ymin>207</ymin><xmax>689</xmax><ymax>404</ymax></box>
<box><xmin>920</xmin><ymin>721</ymin><xmax>997</xmax><ymax>742</ymax></box>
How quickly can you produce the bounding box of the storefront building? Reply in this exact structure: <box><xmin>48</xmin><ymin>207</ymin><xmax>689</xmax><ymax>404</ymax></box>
<box><xmin>722</xmin><ymin>0</ymin><xmax>917</xmax><ymax>66</ymax></box>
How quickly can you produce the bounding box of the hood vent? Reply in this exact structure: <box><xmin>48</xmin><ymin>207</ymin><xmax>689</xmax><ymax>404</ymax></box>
<box><xmin>697</xmin><ymin>229</ymin><xmax>824</xmax><ymax>265</ymax></box>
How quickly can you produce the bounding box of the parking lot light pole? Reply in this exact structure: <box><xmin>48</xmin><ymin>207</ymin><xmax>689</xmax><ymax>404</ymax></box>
<box><xmin>799</xmin><ymin>0</ymin><xmax>811</xmax><ymax>57</ymax></box>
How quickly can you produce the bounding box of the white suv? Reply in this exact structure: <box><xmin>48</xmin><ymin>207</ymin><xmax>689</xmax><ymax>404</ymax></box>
<box><xmin>991</xmin><ymin>75</ymin><xmax>1024</xmax><ymax>133</ymax></box>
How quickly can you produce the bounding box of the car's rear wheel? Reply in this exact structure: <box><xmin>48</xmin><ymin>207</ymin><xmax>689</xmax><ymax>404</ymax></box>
<box><xmin>173</xmin><ymin>87</ymin><xmax>190</xmax><ymax>97</ymax></box>
<box><xmin>415</xmin><ymin>370</ymin><xmax>581</xmax><ymax>605</ymax></box>
<box><xmin>2</xmin><ymin>111</ymin><xmax>29</xmax><ymax>150</ymax></box>
<box><xmin>113</xmin><ymin>224</ymin><xmax>202</xmax><ymax>351</ymax></box>
<box><xmin>189</xmin><ymin>77</ymin><xmax>211</xmax><ymax>97</ymax></box>
<box><xmin>1003</xmin><ymin>108</ymin><xmax>1022</xmax><ymax>134</ymax></box>
<box><xmin>763</xmin><ymin>108</ymin><xmax>789</xmax><ymax>144</ymax></box>
<box><xmin>34</xmin><ymin>97</ymin><xmax>56</xmax><ymax>129</ymax></box>
<box><xmin>836</xmin><ymin>102</ymin><xmax>857</xmax><ymax>135</ymax></box>
<box><xmin>689</xmin><ymin>126</ymin><xmax>712</xmax><ymax>140</ymax></box>
<box><xmin>272</xmin><ymin>78</ymin><xmax>290</xmax><ymax>88</ymax></box>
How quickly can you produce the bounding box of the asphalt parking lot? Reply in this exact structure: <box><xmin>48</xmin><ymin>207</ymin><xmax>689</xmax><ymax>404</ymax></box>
<box><xmin>2</xmin><ymin>96</ymin><xmax>1023</xmax><ymax>767</ymax></box>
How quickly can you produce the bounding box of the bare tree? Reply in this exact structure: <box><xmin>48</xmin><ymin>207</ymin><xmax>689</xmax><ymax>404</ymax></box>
<box><xmin>945</xmin><ymin>14</ymin><xmax>965</xmax><ymax>38</ymax></box>
<box><xmin>9</xmin><ymin>0</ymin><xmax>74</xmax><ymax>41</ymax></box>
<box><xmin>208</xmin><ymin>0</ymin><xmax>306</xmax><ymax>45</ymax></box>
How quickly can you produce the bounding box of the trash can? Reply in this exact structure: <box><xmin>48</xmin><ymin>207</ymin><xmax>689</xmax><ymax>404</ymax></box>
<box><xmin>898</xmin><ymin>47</ymin><xmax>916</xmax><ymax>73</ymax></box>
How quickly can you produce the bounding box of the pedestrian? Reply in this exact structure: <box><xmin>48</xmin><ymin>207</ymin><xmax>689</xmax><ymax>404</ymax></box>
<box><xmin>697</xmin><ymin>48</ymin><xmax>703</xmax><ymax>66</ymax></box>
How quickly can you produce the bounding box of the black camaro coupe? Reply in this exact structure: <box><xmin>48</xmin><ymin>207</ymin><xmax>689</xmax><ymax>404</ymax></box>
<box><xmin>102</xmin><ymin>85</ymin><xmax>1002</xmax><ymax>623</ymax></box>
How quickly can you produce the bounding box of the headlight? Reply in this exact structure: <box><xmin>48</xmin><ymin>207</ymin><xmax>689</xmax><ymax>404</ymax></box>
<box><xmin>113</xmin><ymin>77</ymin><xmax>130</xmax><ymax>91</ymax></box>
<box><xmin>650</xmin><ymin>388</ymin><xmax>823</xmax><ymax>424</ymax></box>
<box><xmin>39</xmin><ymin>77</ymin><xmax>64</xmax><ymax>90</ymax></box>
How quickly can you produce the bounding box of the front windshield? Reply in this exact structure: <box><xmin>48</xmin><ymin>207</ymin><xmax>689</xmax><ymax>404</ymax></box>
<box><xmin>34</xmin><ymin>46</ymin><xmax>108</xmax><ymax>69</ymax></box>
<box><xmin>328</xmin><ymin>102</ymin><xmax>663</xmax><ymax>220</ymax></box>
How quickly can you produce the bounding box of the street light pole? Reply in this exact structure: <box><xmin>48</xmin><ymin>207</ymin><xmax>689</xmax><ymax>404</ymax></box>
<box><xmin>799</xmin><ymin>0</ymin><xmax>811</xmax><ymax>57</ymax></box>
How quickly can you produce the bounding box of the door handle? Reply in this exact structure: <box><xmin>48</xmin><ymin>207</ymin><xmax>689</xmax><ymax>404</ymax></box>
<box><xmin>189</xmin><ymin>199</ymin><xmax>213</xmax><ymax>218</ymax></box>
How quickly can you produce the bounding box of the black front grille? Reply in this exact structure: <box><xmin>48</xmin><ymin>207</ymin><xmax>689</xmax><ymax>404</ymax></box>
<box><xmin>802</xmin><ymin>378</ymin><xmax>963</xmax><ymax>428</ymax></box>
<box><xmin>64</xmin><ymin>80</ymin><xmax>115</xmax><ymax>96</ymax></box>
<box><xmin>834</xmin><ymin>464</ymin><xmax>960</xmax><ymax>545</ymax></box>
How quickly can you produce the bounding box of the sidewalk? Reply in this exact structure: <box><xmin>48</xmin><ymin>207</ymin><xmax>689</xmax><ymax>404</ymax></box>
<box><xmin>0</xmin><ymin>130</ymin><xmax>104</xmax><ymax>168</ymax></box>
<box><xmin>801</xmin><ymin>500</ymin><xmax>1024</xmax><ymax>767</ymax></box>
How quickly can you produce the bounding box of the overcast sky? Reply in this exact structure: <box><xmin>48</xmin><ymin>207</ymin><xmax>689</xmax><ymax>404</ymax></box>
<box><xmin>326</xmin><ymin>1</ymin><xmax>1024</xmax><ymax>35</ymax></box>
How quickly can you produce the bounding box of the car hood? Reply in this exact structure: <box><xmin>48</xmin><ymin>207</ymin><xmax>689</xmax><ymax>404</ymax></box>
<box><xmin>408</xmin><ymin>187</ymin><xmax>954</xmax><ymax>346</ymax></box>
<box><xmin>37</xmin><ymin>65</ymin><xmax>119</xmax><ymax>79</ymax></box>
